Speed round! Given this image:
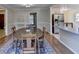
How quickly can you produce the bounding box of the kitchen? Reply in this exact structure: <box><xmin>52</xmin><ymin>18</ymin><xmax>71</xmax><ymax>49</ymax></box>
<box><xmin>50</xmin><ymin>4</ymin><xmax>79</xmax><ymax>53</ymax></box>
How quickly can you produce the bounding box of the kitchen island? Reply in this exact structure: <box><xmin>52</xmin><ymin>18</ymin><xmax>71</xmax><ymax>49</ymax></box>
<box><xmin>58</xmin><ymin>26</ymin><xmax>79</xmax><ymax>54</ymax></box>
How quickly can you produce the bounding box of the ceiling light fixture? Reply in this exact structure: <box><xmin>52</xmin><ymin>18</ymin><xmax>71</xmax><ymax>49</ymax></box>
<box><xmin>21</xmin><ymin>4</ymin><xmax>33</xmax><ymax>8</ymax></box>
<box><xmin>25</xmin><ymin>4</ymin><xmax>32</xmax><ymax>7</ymax></box>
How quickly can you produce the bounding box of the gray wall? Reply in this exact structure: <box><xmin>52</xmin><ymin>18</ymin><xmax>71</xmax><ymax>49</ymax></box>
<box><xmin>13</xmin><ymin>8</ymin><xmax>50</xmax><ymax>32</ymax></box>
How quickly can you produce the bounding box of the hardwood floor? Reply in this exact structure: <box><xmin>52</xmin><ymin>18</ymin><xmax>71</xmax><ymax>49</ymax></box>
<box><xmin>0</xmin><ymin>29</ymin><xmax>5</xmax><ymax>38</ymax></box>
<box><xmin>0</xmin><ymin>34</ymin><xmax>12</xmax><ymax>48</ymax></box>
<box><xmin>0</xmin><ymin>28</ymin><xmax>74</xmax><ymax>54</ymax></box>
<box><xmin>44</xmin><ymin>32</ymin><xmax>73</xmax><ymax>54</ymax></box>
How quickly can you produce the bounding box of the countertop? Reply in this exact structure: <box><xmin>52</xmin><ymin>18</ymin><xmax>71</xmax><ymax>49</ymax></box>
<box><xmin>58</xmin><ymin>26</ymin><xmax>79</xmax><ymax>54</ymax></box>
<box><xmin>58</xmin><ymin>26</ymin><xmax>79</xmax><ymax>35</ymax></box>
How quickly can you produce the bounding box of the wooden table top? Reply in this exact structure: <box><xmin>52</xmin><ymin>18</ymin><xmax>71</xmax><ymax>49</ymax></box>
<box><xmin>14</xmin><ymin>28</ymin><xmax>43</xmax><ymax>39</ymax></box>
<box><xmin>21</xmin><ymin>33</ymin><xmax>36</xmax><ymax>38</ymax></box>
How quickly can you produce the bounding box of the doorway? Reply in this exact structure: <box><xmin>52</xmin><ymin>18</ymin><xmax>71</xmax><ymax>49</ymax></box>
<box><xmin>0</xmin><ymin>14</ymin><xmax>4</xmax><ymax>29</ymax></box>
<box><xmin>52</xmin><ymin>14</ymin><xmax>54</xmax><ymax>33</ymax></box>
<box><xmin>0</xmin><ymin>10</ymin><xmax>5</xmax><ymax>38</ymax></box>
<box><xmin>52</xmin><ymin>14</ymin><xmax>64</xmax><ymax>34</ymax></box>
<box><xmin>30</xmin><ymin>13</ymin><xmax>37</xmax><ymax>29</ymax></box>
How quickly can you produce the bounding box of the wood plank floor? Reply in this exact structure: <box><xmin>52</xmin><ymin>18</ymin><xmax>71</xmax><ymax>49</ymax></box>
<box><xmin>44</xmin><ymin>32</ymin><xmax>73</xmax><ymax>54</ymax></box>
<box><xmin>0</xmin><ymin>29</ymin><xmax>5</xmax><ymax>38</ymax></box>
<box><xmin>0</xmin><ymin>28</ymin><xmax>74</xmax><ymax>54</ymax></box>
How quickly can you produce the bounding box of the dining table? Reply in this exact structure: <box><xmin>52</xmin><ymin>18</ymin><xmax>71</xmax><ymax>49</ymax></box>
<box><xmin>12</xmin><ymin>28</ymin><xmax>43</xmax><ymax>53</ymax></box>
<box><xmin>13</xmin><ymin>28</ymin><xmax>43</xmax><ymax>40</ymax></box>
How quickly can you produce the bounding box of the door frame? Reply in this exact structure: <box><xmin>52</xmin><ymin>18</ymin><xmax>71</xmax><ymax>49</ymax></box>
<box><xmin>5</xmin><ymin>9</ymin><xmax>8</xmax><ymax>35</ymax></box>
<box><xmin>0</xmin><ymin>9</ymin><xmax>7</xmax><ymax>36</ymax></box>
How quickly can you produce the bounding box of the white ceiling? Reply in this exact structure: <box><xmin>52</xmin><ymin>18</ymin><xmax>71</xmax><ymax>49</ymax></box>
<box><xmin>1</xmin><ymin>4</ymin><xmax>79</xmax><ymax>10</ymax></box>
<box><xmin>0</xmin><ymin>4</ymin><xmax>52</xmax><ymax>9</ymax></box>
<box><xmin>51</xmin><ymin>4</ymin><xmax>79</xmax><ymax>9</ymax></box>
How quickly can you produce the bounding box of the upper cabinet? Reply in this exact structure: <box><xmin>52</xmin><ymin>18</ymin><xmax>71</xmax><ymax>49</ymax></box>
<box><xmin>64</xmin><ymin>10</ymin><xmax>75</xmax><ymax>23</ymax></box>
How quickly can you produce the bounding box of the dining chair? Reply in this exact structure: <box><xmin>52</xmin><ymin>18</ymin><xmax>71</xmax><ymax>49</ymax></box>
<box><xmin>21</xmin><ymin>33</ymin><xmax>37</xmax><ymax>54</ymax></box>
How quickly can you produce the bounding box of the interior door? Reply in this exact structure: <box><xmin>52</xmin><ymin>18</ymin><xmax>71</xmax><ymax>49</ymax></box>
<box><xmin>0</xmin><ymin>14</ymin><xmax>4</xmax><ymax>29</ymax></box>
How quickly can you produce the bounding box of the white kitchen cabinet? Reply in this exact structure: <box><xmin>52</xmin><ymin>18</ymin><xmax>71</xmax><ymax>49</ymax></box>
<box><xmin>64</xmin><ymin>10</ymin><xmax>75</xmax><ymax>23</ymax></box>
